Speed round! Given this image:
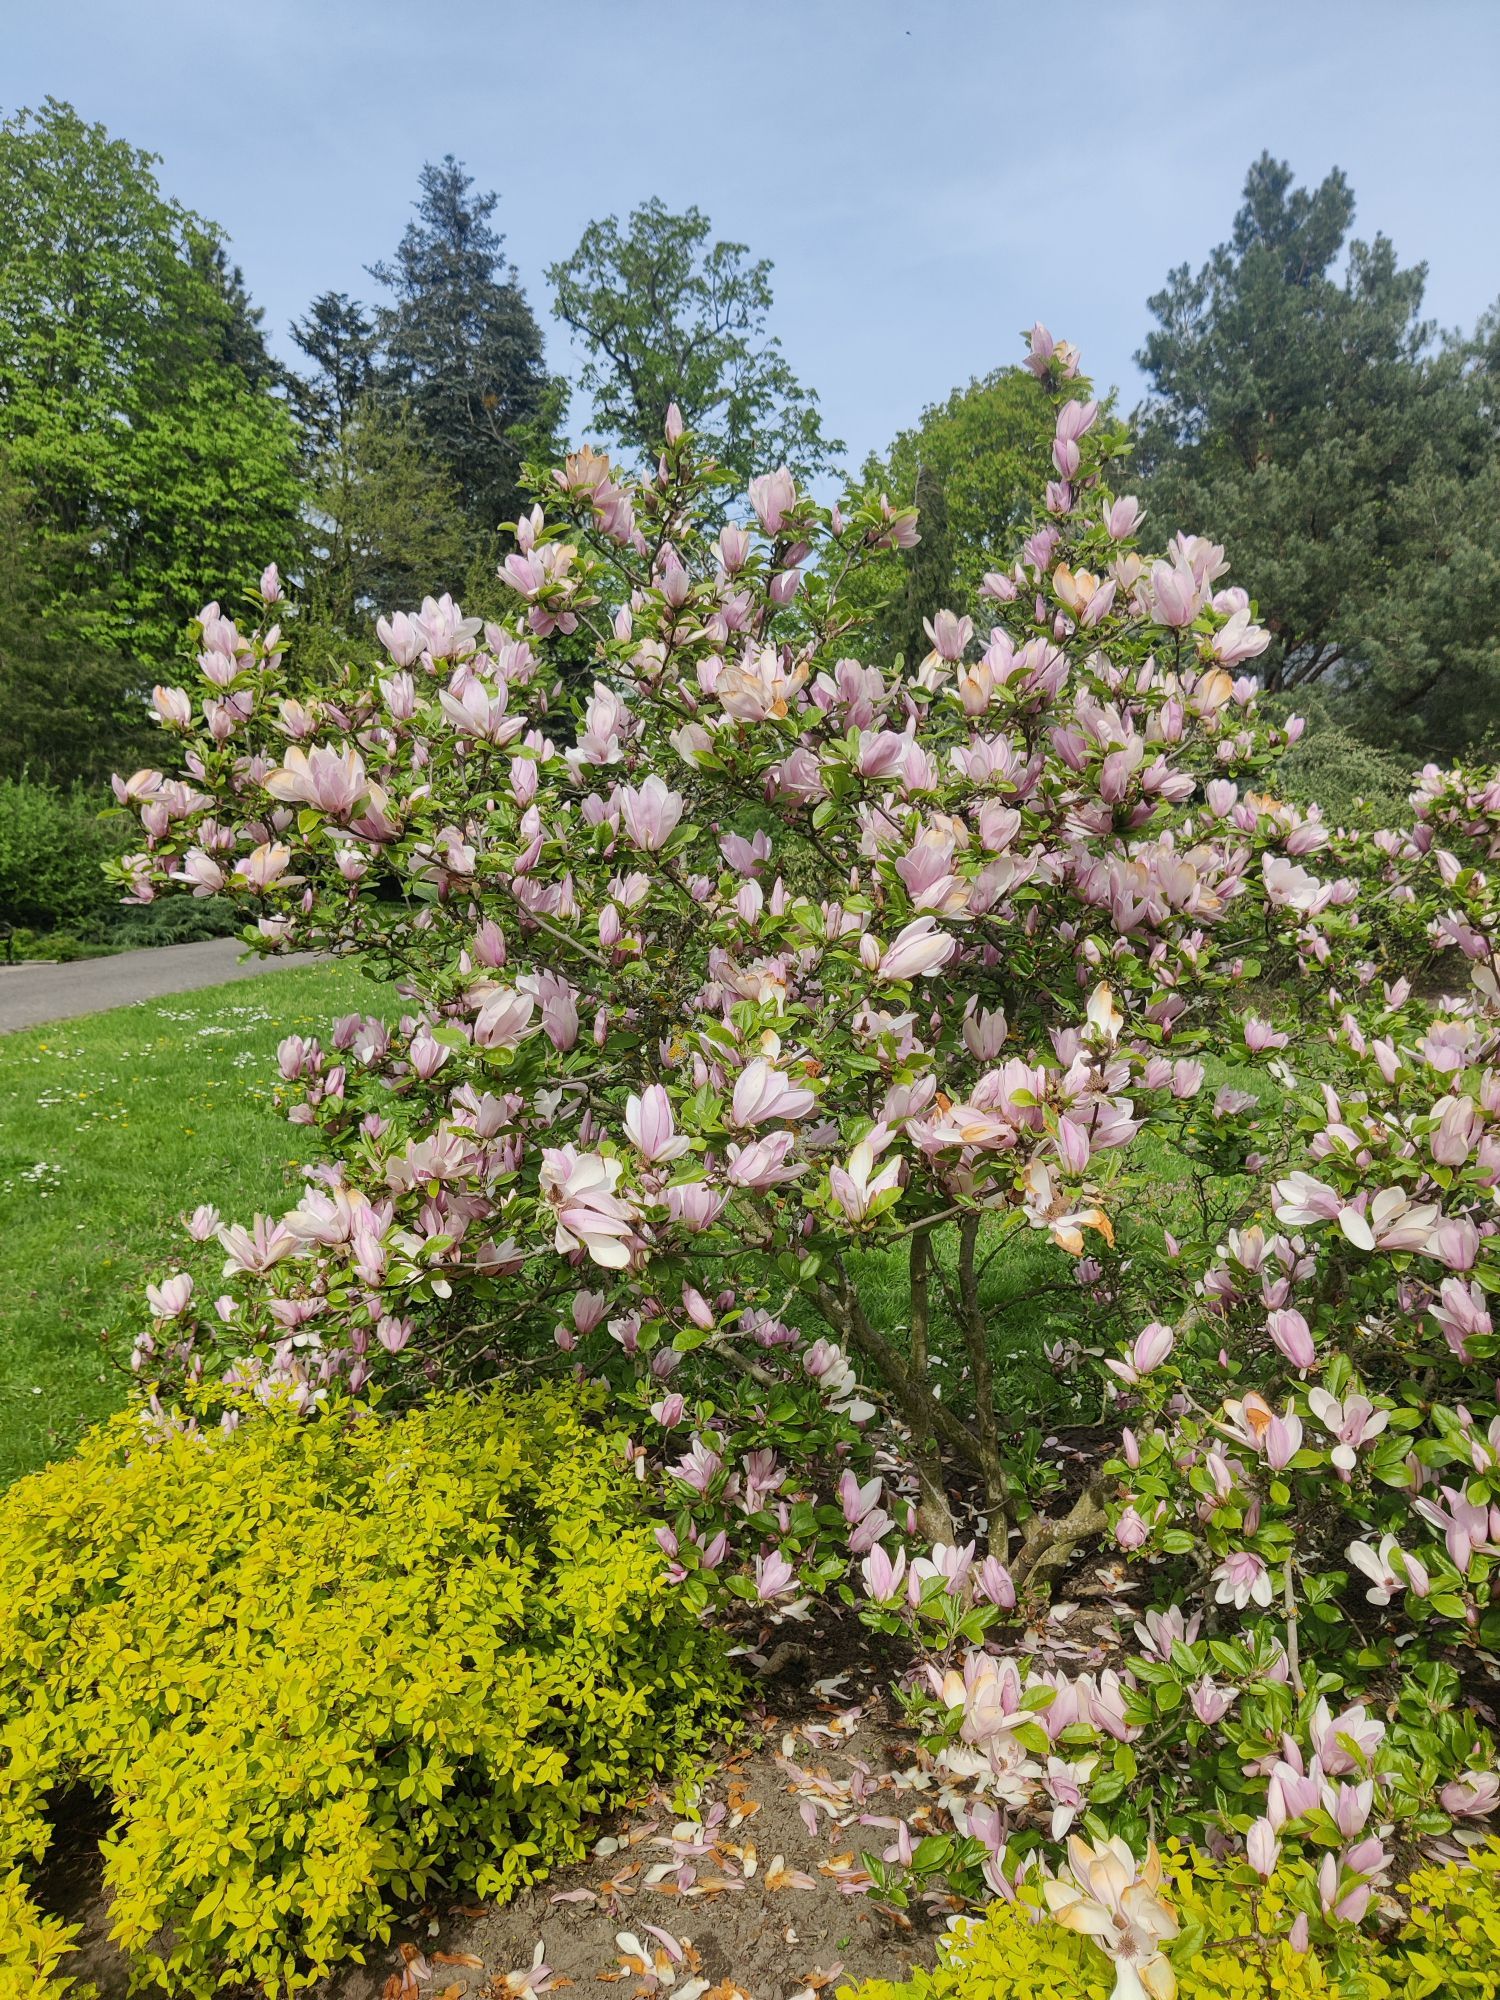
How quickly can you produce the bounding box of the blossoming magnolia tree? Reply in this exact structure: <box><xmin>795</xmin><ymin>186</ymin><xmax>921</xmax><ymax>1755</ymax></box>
<box><xmin>112</xmin><ymin>323</ymin><xmax>1500</xmax><ymax>1974</ymax></box>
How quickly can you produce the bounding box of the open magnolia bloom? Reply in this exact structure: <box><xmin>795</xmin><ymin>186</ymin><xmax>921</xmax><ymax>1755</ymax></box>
<box><xmin>1042</xmin><ymin>1835</ymin><xmax>1179</xmax><ymax>2000</ymax></box>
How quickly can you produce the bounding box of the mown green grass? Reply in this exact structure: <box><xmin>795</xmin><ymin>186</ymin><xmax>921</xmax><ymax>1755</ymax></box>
<box><xmin>0</xmin><ymin>963</ymin><xmax>387</xmax><ymax>1483</ymax></box>
<box><xmin>0</xmin><ymin>956</ymin><xmax>1280</xmax><ymax>1489</ymax></box>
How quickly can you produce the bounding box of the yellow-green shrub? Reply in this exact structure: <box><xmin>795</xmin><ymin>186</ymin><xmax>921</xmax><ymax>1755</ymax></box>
<box><xmin>0</xmin><ymin>1866</ymin><xmax>90</xmax><ymax>2000</ymax></box>
<box><xmin>839</xmin><ymin>1841</ymin><xmax>1500</xmax><ymax>2000</ymax></box>
<box><xmin>0</xmin><ymin>1387</ymin><xmax>734</xmax><ymax>1997</ymax></box>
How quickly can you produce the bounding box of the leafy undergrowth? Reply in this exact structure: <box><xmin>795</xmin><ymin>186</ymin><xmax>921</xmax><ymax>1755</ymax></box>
<box><xmin>0</xmin><ymin>962</ymin><xmax>388</xmax><ymax>1482</ymax></box>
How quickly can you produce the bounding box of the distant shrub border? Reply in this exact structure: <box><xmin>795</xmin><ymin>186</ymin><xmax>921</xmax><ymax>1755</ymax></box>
<box><xmin>0</xmin><ymin>1387</ymin><xmax>735</xmax><ymax>1997</ymax></box>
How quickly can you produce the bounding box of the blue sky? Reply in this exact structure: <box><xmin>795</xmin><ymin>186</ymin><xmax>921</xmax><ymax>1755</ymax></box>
<box><xmin>8</xmin><ymin>0</ymin><xmax>1500</xmax><ymax>470</ymax></box>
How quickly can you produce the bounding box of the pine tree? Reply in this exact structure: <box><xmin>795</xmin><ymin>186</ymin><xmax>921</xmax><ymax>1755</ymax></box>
<box><xmin>1135</xmin><ymin>154</ymin><xmax>1500</xmax><ymax>756</ymax></box>
<box><xmin>369</xmin><ymin>157</ymin><xmax>560</xmax><ymax>529</ymax></box>
<box><xmin>290</xmin><ymin>292</ymin><xmax>376</xmax><ymax>461</ymax></box>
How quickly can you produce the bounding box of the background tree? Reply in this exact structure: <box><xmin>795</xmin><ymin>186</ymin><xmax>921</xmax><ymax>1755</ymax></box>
<box><xmin>289</xmin><ymin>291</ymin><xmax>375</xmax><ymax>460</ymax></box>
<box><xmin>1134</xmin><ymin>153</ymin><xmax>1500</xmax><ymax>758</ymax></box>
<box><xmin>548</xmin><ymin>198</ymin><xmax>841</xmax><ymax>487</ymax></box>
<box><xmin>368</xmin><ymin>156</ymin><xmax>561</xmax><ymax>530</ymax></box>
<box><xmin>894</xmin><ymin>461</ymin><xmax>952</xmax><ymax>671</ymax></box>
<box><xmin>847</xmin><ymin>366</ymin><xmax>1054</xmax><ymax>657</ymax></box>
<box><xmin>0</xmin><ymin>99</ymin><xmax>302</xmax><ymax>675</ymax></box>
<box><xmin>190</xmin><ymin>235</ymin><xmax>285</xmax><ymax>391</ymax></box>
<box><xmin>0</xmin><ymin>446</ymin><xmax>152</xmax><ymax>786</ymax></box>
<box><xmin>299</xmin><ymin>397</ymin><xmax>470</xmax><ymax>640</ymax></box>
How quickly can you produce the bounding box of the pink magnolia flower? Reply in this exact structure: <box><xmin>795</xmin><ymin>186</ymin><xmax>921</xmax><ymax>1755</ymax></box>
<box><xmin>1441</xmin><ymin>1771</ymin><xmax>1500</xmax><ymax>1819</ymax></box>
<box><xmin>624</xmin><ymin>1084</ymin><xmax>692</xmax><ymax>1163</ymax></box>
<box><xmin>439</xmin><ymin>679</ymin><xmax>525</xmax><ymax>745</ymax></box>
<box><xmin>152</xmin><ymin>684</ymin><xmax>194</xmax><ymax>727</ymax></box>
<box><xmin>376</xmin><ymin>1314</ymin><xmax>413</xmax><ymax>1354</ymax></box>
<box><xmin>876</xmin><ymin>916</ymin><xmax>958</xmax><ymax>982</ymax></box>
<box><xmin>1147</xmin><ymin>557</ymin><xmax>1201</xmax><ymax>628</ymax></box>
<box><xmin>1106</xmin><ymin>1321</ymin><xmax>1175</xmax><ymax>1387</ymax></box>
<box><xmin>923</xmin><ymin>609</ymin><xmax>974</xmax><ymax>661</ymax></box>
<box><xmin>1212</xmin><ymin>1551</ymin><xmax>1273</xmax><ymax>1610</ymax></box>
<box><xmin>473</xmin><ymin>988</ymin><xmax>537</xmax><ymax>1050</ymax></box>
<box><xmin>673</xmin><ymin>1435</ymin><xmax>722</xmax><ymax>1495</ymax></box>
<box><xmin>910</xmin><ymin>1540</ymin><xmax>977</xmax><ymax>1601</ymax></box>
<box><xmin>539</xmin><ymin>1146</ymin><xmax>639</xmax><ymax>1268</ymax></box>
<box><xmin>1243</xmin><ymin>1016</ymin><xmax>1289</xmax><ymax>1054</ymax></box>
<box><xmin>861</xmin><ymin>1544</ymin><xmax>908</xmax><ymax>1603</ymax></box>
<box><xmin>1042</xmin><ymin>1836</ymin><xmax>1178</xmax><ymax>1997</ymax></box>
<box><xmin>1413</xmin><ymin>1485</ymin><xmax>1500</xmax><ymax>1573</ymax></box>
<box><xmin>262</xmin><ymin>743</ymin><xmax>369</xmax><ymax>817</ymax></box>
<box><xmin>1114</xmin><ymin>1507</ymin><xmax>1151</xmax><ymax>1550</ymax></box>
<box><xmin>829</xmin><ymin>1133</ymin><xmax>903</xmax><ymax>1223</ymax></box>
<box><xmin>376</xmin><ymin>611</ymin><xmax>425</xmax><ymax>667</ymax></box>
<box><xmin>1246</xmin><ymin>1818</ymin><xmax>1280</xmax><ymax>1878</ymax></box>
<box><xmin>1267</xmin><ymin>1754</ymin><xmax>1323</xmax><ymax>1828</ymax></box>
<box><xmin>1267</xmin><ymin>1308</ymin><xmax>1316</xmax><ymax>1371</ymax></box>
<box><xmin>1055</xmin><ymin>399</ymin><xmax>1099</xmax><ymax>445</ymax></box>
<box><xmin>754</xmin><ymin>1547</ymin><xmax>797</xmax><ymax>1600</ymax></box>
<box><xmin>748</xmin><ymin>466</ymin><xmax>797</xmax><ymax>535</ymax></box>
<box><xmin>1211</xmin><ymin>607</ymin><xmax>1271</xmax><ymax>665</ymax></box>
<box><xmin>146</xmin><ymin>1273</ymin><xmax>193</xmax><ymax>1319</ymax></box>
<box><xmin>217</xmin><ymin>1215</ymin><xmax>298</xmax><ymax>1276</ymax></box>
<box><xmin>1310</xmin><ymin>1698</ymin><xmax>1385</xmax><ymax>1776</ymax></box>
<box><xmin>725</xmin><ymin>1130</ymin><xmax>805</xmax><ymax>1189</ymax></box>
<box><xmin>618</xmin><ymin>774</ymin><xmax>685</xmax><ymax>852</ymax></box>
<box><xmin>1318</xmin><ymin>1856</ymin><xmax>1373</xmax><ymax>1927</ymax></box>
<box><xmin>1307</xmin><ymin>1387</ymin><xmax>1389</xmax><ymax>1472</ymax></box>
<box><xmin>1430</xmin><ymin>1277</ymin><xmax>1491</xmax><ymax>1361</ymax></box>
<box><xmin>1103</xmin><ymin>495</ymin><xmax>1145</xmax><ymax>539</ymax></box>
<box><xmin>1190</xmin><ymin>1678</ymin><xmax>1239</xmax><ymax>1727</ymax></box>
<box><xmin>1271</xmin><ymin>1171</ymin><xmax>1342</xmax><ymax>1228</ymax></box>
<box><xmin>1346</xmin><ymin>1534</ymin><xmax>1429</xmax><ymax>1605</ymax></box>
<box><xmin>173</xmin><ymin>849</ymin><xmax>226</xmax><ymax>897</ymax></box>
<box><xmin>1263</xmin><ymin>1405</ymin><xmax>1304</xmax><ymax>1471</ymax></box>
<box><xmin>718</xmin><ymin>522</ymin><xmax>751</xmax><ymax>573</ymax></box>
<box><xmin>663</xmin><ymin>1179</ymin><xmax>726</xmax><ymax>1230</ymax></box>
<box><xmin>975</xmin><ymin>1556</ymin><xmax>1015</xmax><ymax>1608</ymax></box>
<box><xmin>731</xmin><ymin>1057</ymin><xmax>817</xmax><ymax>1127</ymax></box>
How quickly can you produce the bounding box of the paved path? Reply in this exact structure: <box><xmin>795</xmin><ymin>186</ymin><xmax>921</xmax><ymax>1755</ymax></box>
<box><xmin>0</xmin><ymin>938</ymin><xmax>324</xmax><ymax>1034</ymax></box>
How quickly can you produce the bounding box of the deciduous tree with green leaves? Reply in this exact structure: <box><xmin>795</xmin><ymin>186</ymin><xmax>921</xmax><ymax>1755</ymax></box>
<box><xmin>0</xmin><ymin>99</ymin><xmax>303</xmax><ymax>678</ymax></box>
<box><xmin>548</xmin><ymin>197</ymin><xmax>841</xmax><ymax>488</ymax></box>
<box><xmin>1134</xmin><ymin>152</ymin><xmax>1500</xmax><ymax>758</ymax></box>
<box><xmin>0</xmin><ymin>446</ymin><xmax>153</xmax><ymax>787</ymax></box>
<box><xmin>847</xmin><ymin>365</ymin><xmax>1054</xmax><ymax>660</ymax></box>
<box><xmin>299</xmin><ymin>398</ymin><xmax>471</xmax><ymax>641</ymax></box>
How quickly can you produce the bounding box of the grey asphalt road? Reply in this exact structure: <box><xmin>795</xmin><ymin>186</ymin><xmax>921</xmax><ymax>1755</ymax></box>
<box><xmin>0</xmin><ymin>938</ymin><xmax>324</xmax><ymax>1034</ymax></box>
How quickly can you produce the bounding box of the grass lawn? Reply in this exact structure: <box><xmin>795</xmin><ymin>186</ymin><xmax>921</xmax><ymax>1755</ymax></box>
<box><xmin>0</xmin><ymin>950</ymin><xmax>1278</xmax><ymax>1490</ymax></box>
<box><xmin>0</xmin><ymin>962</ymin><xmax>388</xmax><ymax>1484</ymax></box>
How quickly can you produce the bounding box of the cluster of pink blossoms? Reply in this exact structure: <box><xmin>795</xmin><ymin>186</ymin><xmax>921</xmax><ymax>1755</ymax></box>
<box><xmin>112</xmin><ymin>323</ymin><xmax>1500</xmax><ymax>1936</ymax></box>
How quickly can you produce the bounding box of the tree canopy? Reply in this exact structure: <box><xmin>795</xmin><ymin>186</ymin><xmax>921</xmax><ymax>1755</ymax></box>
<box><xmin>548</xmin><ymin>198</ymin><xmax>841</xmax><ymax>487</ymax></box>
<box><xmin>848</xmin><ymin>365</ymin><xmax>1055</xmax><ymax>661</ymax></box>
<box><xmin>0</xmin><ymin>99</ymin><xmax>302</xmax><ymax>686</ymax></box>
<box><xmin>1134</xmin><ymin>152</ymin><xmax>1500</xmax><ymax>758</ymax></box>
<box><xmin>368</xmin><ymin>156</ymin><xmax>561</xmax><ymax>530</ymax></box>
